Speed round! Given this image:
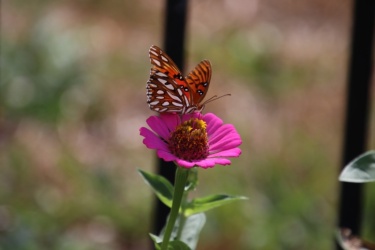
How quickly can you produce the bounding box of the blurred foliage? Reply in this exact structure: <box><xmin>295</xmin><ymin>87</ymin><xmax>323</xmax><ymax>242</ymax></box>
<box><xmin>1</xmin><ymin>0</ymin><xmax>374</xmax><ymax>250</ymax></box>
<box><xmin>210</xmin><ymin>32</ymin><xmax>312</xmax><ymax>96</ymax></box>
<box><xmin>0</xmin><ymin>144</ymin><xmax>149</xmax><ymax>250</ymax></box>
<box><xmin>1</xmin><ymin>31</ymin><xmax>84</xmax><ymax>123</ymax></box>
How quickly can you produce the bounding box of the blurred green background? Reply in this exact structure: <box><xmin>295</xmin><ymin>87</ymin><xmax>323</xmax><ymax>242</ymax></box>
<box><xmin>1</xmin><ymin>0</ymin><xmax>374</xmax><ymax>249</ymax></box>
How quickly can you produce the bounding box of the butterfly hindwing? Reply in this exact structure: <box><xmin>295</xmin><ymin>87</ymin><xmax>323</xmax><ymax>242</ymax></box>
<box><xmin>185</xmin><ymin>60</ymin><xmax>212</xmax><ymax>104</ymax></box>
<box><xmin>147</xmin><ymin>68</ymin><xmax>188</xmax><ymax>113</ymax></box>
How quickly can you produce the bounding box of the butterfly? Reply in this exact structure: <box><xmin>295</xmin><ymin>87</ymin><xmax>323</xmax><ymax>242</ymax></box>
<box><xmin>147</xmin><ymin>45</ymin><xmax>221</xmax><ymax>114</ymax></box>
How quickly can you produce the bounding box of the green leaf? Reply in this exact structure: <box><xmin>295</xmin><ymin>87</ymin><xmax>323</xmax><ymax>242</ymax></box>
<box><xmin>177</xmin><ymin>213</ymin><xmax>205</xmax><ymax>250</ymax></box>
<box><xmin>160</xmin><ymin>213</ymin><xmax>206</xmax><ymax>250</ymax></box>
<box><xmin>150</xmin><ymin>234</ymin><xmax>191</xmax><ymax>250</ymax></box>
<box><xmin>138</xmin><ymin>169</ymin><xmax>173</xmax><ymax>207</ymax></box>
<box><xmin>151</xmin><ymin>233</ymin><xmax>191</xmax><ymax>250</ymax></box>
<box><xmin>150</xmin><ymin>233</ymin><xmax>163</xmax><ymax>243</ymax></box>
<box><xmin>149</xmin><ymin>233</ymin><xmax>162</xmax><ymax>250</ymax></box>
<box><xmin>168</xmin><ymin>240</ymin><xmax>192</xmax><ymax>250</ymax></box>
<box><xmin>184</xmin><ymin>194</ymin><xmax>248</xmax><ymax>216</ymax></box>
<box><xmin>339</xmin><ymin>150</ymin><xmax>375</xmax><ymax>183</ymax></box>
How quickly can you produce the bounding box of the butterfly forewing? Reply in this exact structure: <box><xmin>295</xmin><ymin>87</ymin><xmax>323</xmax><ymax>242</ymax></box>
<box><xmin>149</xmin><ymin>46</ymin><xmax>182</xmax><ymax>80</ymax></box>
<box><xmin>147</xmin><ymin>45</ymin><xmax>212</xmax><ymax>114</ymax></box>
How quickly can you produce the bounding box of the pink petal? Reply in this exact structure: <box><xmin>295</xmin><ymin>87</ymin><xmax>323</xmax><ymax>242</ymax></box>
<box><xmin>157</xmin><ymin>150</ymin><xmax>178</xmax><ymax>162</ymax></box>
<box><xmin>140</xmin><ymin>127</ymin><xmax>169</xmax><ymax>151</ymax></box>
<box><xmin>177</xmin><ymin>157</ymin><xmax>233</xmax><ymax>169</ymax></box>
<box><xmin>196</xmin><ymin>158</ymin><xmax>232</xmax><ymax>168</ymax></box>
<box><xmin>209</xmin><ymin>125</ymin><xmax>240</xmax><ymax>144</ymax></box>
<box><xmin>209</xmin><ymin>148</ymin><xmax>242</xmax><ymax>158</ymax></box>
<box><xmin>204</xmin><ymin>113</ymin><xmax>223</xmax><ymax>135</ymax></box>
<box><xmin>159</xmin><ymin>113</ymin><xmax>181</xmax><ymax>132</ymax></box>
<box><xmin>175</xmin><ymin>159</ymin><xmax>197</xmax><ymax>168</ymax></box>
<box><xmin>209</xmin><ymin>137</ymin><xmax>242</xmax><ymax>151</ymax></box>
<box><xmin>193</xmin><ymin>159</ymin><xmax>215</xmax><ymax>168</ymax></box>
<box><xmin>146</xmin><ymin>116</ymin><xmax>171</xmax><ymax>140</ymax></box>
<box><xmin>211</xmin><ymin>123</ymin><xmax>235</xmax><ymax>134</ymax></box>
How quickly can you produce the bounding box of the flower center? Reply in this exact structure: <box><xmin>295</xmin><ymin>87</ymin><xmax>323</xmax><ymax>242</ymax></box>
<box><xmin>168</xmin><ymin>118</ymin><xmax>209</xmax><ymax>161</ymax></box>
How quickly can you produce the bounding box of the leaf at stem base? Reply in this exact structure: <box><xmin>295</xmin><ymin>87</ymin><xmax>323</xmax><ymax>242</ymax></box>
<box><xmin>138</xmin><ymin>169</ymin><xmax>173</xmax><ymax>207</ymax></box>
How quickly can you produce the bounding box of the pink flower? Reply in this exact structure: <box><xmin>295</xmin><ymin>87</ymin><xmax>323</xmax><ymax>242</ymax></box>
<box><xmin>140</xmin><ymin>113</ymin><xmax>242</xmax><ymax>169</ymax></box>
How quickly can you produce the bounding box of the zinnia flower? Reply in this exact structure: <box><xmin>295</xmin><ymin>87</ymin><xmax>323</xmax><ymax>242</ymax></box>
<box><xmin>140</xmin><ymin>113</ymin><xmax>242</xmax><ymax>168</ymax></box>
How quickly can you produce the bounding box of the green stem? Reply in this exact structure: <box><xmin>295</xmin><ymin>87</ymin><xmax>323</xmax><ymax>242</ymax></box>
<box><xmin>176</xmin><ymin>213</ymin><xmax>187</xmax><ymax>240</ymax></box>
<box><xmin>161</xmin><ymin>167</ymin><xmax>189</xmax><ymax>250</ymax></box>
<box><xmin>175</xmin><ymin>189</ymin><xmax>188</xmax><ymax>240</ymax></box>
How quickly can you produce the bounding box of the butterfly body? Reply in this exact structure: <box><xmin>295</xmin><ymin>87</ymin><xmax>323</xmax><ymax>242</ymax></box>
<box><xmin>147</xmin><ymin>45</ymin><xmax>212</xmax><ymax>114</ymax></box>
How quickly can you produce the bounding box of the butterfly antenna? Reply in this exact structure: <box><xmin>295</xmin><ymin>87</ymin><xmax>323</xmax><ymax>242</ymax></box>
<box><xmin>202</xmin><ymin>94</ymin><xmax>231</xmax><ymax>106</ymax></box>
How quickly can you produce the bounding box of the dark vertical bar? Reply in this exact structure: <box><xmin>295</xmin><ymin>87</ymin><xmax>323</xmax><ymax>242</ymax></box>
<box><xmin>152</xmin><ymin>0</ymin><xmax>188</xmax><ymax>236</ymax></box>
<box><xmin>337</xmin><ymin>0</ymin><xmax>374</xmax><ymax>248</ymax></box>
<box><xmin>163</xmin><ymin>0</ymin><xmax>188</xmax><ymax>70</ymax></box>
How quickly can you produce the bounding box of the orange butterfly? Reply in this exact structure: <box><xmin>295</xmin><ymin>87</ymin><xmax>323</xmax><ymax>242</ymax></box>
<box><xmin>147</xmin><ymin>45</ymin><xmax>216</xmax><ymax>114</ymax></box>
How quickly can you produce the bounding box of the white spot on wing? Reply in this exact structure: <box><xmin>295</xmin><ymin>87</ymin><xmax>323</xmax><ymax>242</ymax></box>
<box><xmin>161</xmin><ymin>55</ymin><xmax>168</xmax><ymax>62</ymax></box>
<box><xmin>152</xmin><ymin>58</ymin><xmax>161</xmax><ymax>67</ymax></box>
<box><xmin>172</xmin><ymin>102</ymin><xmax>183</xmax><ymax>107</ymax></box>
<box><xmin>150</xmin><ymin>101</ymin><xmax>159</xmax><ymax>105</ymax></box>
<box><xmin>157</xmin><ymin>90</ymin><xmax>165</xmax><ymax>94</ymax></box>
<box><xmin>162</xmin><ymin>101</ymin><xmax>170</xmax><ymax>107</ymax></box>
<box><xmin>158</xmin><ymin>78</ymin><xmax>167</xmax><ymax>84</ymax></box>
<box><xmin>167</xmin><ymin>91</ymin><xmax>182</xmax><ymax>101</ymax></box>
<box><xmin>156</xmin><ymin>72</ymin><xmax>168</xmax><ymax>77</ymax></box>
<box><xmin>186</xmin><ymin>107</ymin><xmax>196</xmax><ymax>113</ymax></box>
<box><xmin>150</xmin><ymin>50</ymin><xmax>158</xmax><ymax>56</ymax></box>
<box><xmin>165</xmin><ymin>83</ymin><xmax>175</xmax><ymax>90</ymax></box>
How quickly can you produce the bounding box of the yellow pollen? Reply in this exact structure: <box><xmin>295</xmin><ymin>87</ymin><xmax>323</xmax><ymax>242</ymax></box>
<box><xmin>168</xmin><ymin>118</ymin><xmax>209</xmax><ymax>161</ymax></box>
